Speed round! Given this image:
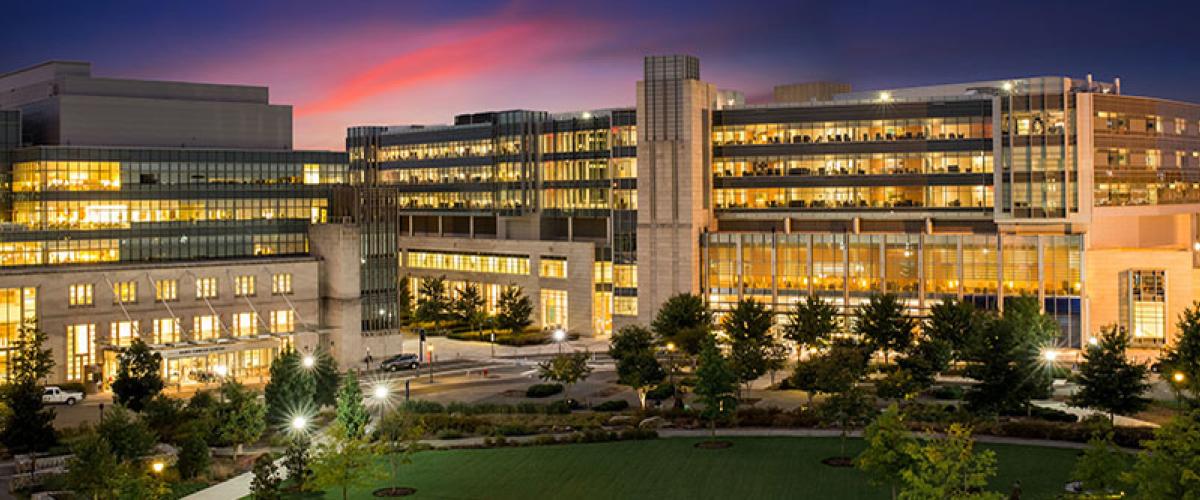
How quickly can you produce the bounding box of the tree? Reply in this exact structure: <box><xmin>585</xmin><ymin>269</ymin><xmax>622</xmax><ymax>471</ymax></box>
<box><xmin>782</xmin><ymin>295</ymin><xmax>839</xmax><ymax>357</ymax></box>
<box><xmin>651</xmin><ymin>293</ymin><xmax>711</xmax><ymax>356</ymax></box>
<box><xmin>1122</xmin><ymin>412</ymin><xmax>1200</xmax><ymax>499</ymax></box>
<box><xmin>176</xmin><ymin>426</ymin><xmax>212</xmax><ymax>480</ymax></box>
<box><xmin>97</xmin><ymin>405</ymin><xmax>157</xmax><ymax>462</ymax></box>
<box><xmin>824</xmin><ymin>387</ymin><xmax>875</xmax><ymax>458</ymax></box>
<box><xmin>854</xmin><ymin>294</ymin><xmax>916</xmax><ymax>365</ymax></box>
<box><xmin>963</xmin><ymin>297</ymin><xmax>1056</xmax><ymax>415</ymax></box>
<box><xmin>1160</xmin><ymin>302</ymin><xmax>1200</xmax><ymax>405</ymax></box>
<box><xmin>925</xmin><ymin>298</ymin><xmax>981</xmax><ymax>361</ymax></box>
<box><xmin>608</xmin><ymin>326</ymin><xmax>665</xmax><ymax>409</ymax></box>
<box><xmin>1071</xmin><ymin>325</ymin><xmax>1150</xmax><ymax>422</ymax></box>
<box><xmin>790</xmin><ymin>339</ymin><xmax>869</xmax><ymax>407</ymax></box>
<box><xmin>214</xmin><ymin>380</ymin><xmax>267</xmax><ymax>457</ymax></box>
<box><xmin>111</xmin><ymin>338</ymin><xmax>164</xmax><ymax>412</ymax></box>
<box><xmin>65</xmin><ymin>432</ymin><xmax>121</xmax><ymax>499</ymax></box>
<box><xmin>398</xmin><ymin>275</ymin><xmax>413</xmax><ymax>326</ymax></box>
<box><xmin>0</xmin><ymin>326</ymin><xmax>56</xmax><ymax>453</ymax></box>
<box><xmin>264</xmin><ymin>348</ymin><xmax>315</xmax><ymax>426</ymax></box>
<box><xmin>1072</xmin><ymin>431</ymin><xmax>1132</xmax><ymax>497</ymax></box>
<box><xmin>310</xmin><ymin>424</ymin><xmax>386</xmax><ymax>500</ymax></box>
<box><xmin>115</xmin><ymin>463</ymin><xmax>170</xmax><ymax>500</ymax></box>
<box><xmin>856</xmin><ymin>404</ymin><xmax>917</xmax><ymax>500</ymax></box>
<box><xmin>899</xmin><ymin>424</ymin><xmax>1002</xmax><ymax>500</ymax></box>
<box><xmin>414</xmin><ymin>276</ymin><xmax>449</xmax><ymax>327</ymax></box>
<box><xmin>312</xmin><ymin>348</ymin><xmax>341</xmax><ymax>408</ymax></box>
<box><xmin>495</xmin><ymin>285</ymin><xmax>533</xmax><ymax>335</ymax></box>
<box><xmin>693</xmin><ymin>336</ymin><xmax>738</xmax><ymax>438</ymax></box>
<box><xmin>379</xmin><ymin>414</ymin><xmax>425</xmax><ymax>496</ymax></box>
<box><xmin>283</xmin><ymin>435</ymin><xmax>313</xmax><ymax>492</ymax></box>
<box><xmin>885</xmin><ymin>333</ymin><xmax>953</xmax><ymax>400</ymax></box>
<box><xmin>251</xmin><ymin>452</ymin><xmax>282</xmax><ymax>500</ymax></box>
<box><xmin>452</xmin><ymin>283</ymin><xmax>487</xmax><ymax>333</ymax></box>
<box><xmin>537</xmin><ymin>352</ymin><xmax>593</xmax><ymax>400</ymax></box>
<box><xmin>140</xmin><ymin>395</ymin><xmax>186</xmax><ymax>443</ymax></box>
<box><xmin>335</xmin><ymin>370</ymin><xmax>370</xmax><ymax>439</ymax></box>
<box><xmin>723</xmin><ymin>298</ymin><xmax>777</xmax><ymax>395</ymax></box>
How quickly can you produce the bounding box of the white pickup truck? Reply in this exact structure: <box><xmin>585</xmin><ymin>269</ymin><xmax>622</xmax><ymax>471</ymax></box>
<box><xmin>42</xmin><ymin>386</ymin><xmax>84</xmax><ymax>405</ymax></box>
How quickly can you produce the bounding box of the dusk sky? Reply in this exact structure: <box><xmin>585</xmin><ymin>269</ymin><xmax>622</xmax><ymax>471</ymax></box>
<box><xmin>4</xmin><ymin>0</ymin><xmax>1197</xmax><ymax>151</ymax></box>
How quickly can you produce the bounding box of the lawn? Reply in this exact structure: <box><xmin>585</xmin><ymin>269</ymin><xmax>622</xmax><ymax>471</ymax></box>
<box><xmin>302</xmin><ymin>436</ymin><xmax>1079</xmax><ymax>499</ymax></box>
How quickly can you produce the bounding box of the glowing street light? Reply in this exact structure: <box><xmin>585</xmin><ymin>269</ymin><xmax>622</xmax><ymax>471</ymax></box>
<box><xmin>1174</xmin><ymin>371</ymin><xmax>1186</xmax><ymax>384</ymax></box>
<box><xmin>1042</xmin><ymin>350</ymin><xmax>1059</xmax><ymax>363</ymax></box>
<box><xmin>214</xmin><ymin>364</ymin><xmax>228</xmax><ymax>378</ymax></box>
<box><xmin>878</xmin><ymin>91</ymin><xmax>892</xmax><ymax>102</ymax></box>
<box><xmin>1002</xmin><ymin>81</ymin><xmax>1014</xmax><ymax>92</ymax></box>
<box><xmin>666</xmin><ymin>342</ymin><xmax>676</xmax><ymax>353</ymax></box>
<box><xmin>554</xmin><ymin>328</ymin><xmax>567</xmax><ymax>354</ymax></box>
<box><xmin>151</xmin><ymin>461</ymin><xmax>165</xmax><ymax>474</ymax></box>
<box><xmin>373</xmin><ymin>384</ymin><xmax>390</xmax><ymax>401</ymax></box>
<box><xmin>302</xmin><ymin>354</ymin><xmax>315</xmax><ymax>369</ymax></box>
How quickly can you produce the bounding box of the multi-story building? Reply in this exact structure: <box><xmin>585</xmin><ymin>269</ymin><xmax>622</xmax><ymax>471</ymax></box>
<box><xmin>0</xmin><ymin>62</ymin><xmax>352</xmax><ymax>384</ymax></box>
<box><xmin>347</xmin><ymin>55</ymin><xmax>1200</xmax><ymax>356</ymax></box>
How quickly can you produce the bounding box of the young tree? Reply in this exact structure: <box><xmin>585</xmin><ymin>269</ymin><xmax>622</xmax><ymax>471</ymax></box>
<box><xmin>397</xmin><ymin>275</ymin><xmax>413</xmax><ymax>326</ymax></box>
<box><xmin>335</xmin><ymin>370</ymin><xmax>370</xmax><ymax>439</ymax></box>
<box><xmin>885</xmin><ymin>333</ymin><xmax>953</xmax><ymax>400</ymax></box>
<box><xmin>115</xmin><ymin>463</ymin><xmax>170</xmax><ymax>500</ymax></box>
<box><xmin>825</xmin><ymin>387</ymin><xmax>875</xmax><ymax>458</ymax></box>
<box><xmin>651</xmin><ymin>293</ymin><xmax>712</xmax><ymax>356</ymax></box>
<box><xmin>723</xmin><ymin>298</ymin><xmax>777</xmax><ymax>395</ymax></box>
<box><xmin>1160</xmin><ymin>302</ymin><xmax>1200</xmax><ymax>405</ymax></box>
<box><xmin>97</xmin><ymin>404</ymin><xmax>157</xmax><ymax>462</ymax></box>
<box><xmin>0</xmin><ymin>326</ymin><xmax>57</xmax><ymax>453</ymax></box>
<box><xmin>452</xmin><ymin>283</ymin><xmax>487</xmax><ymax>333</ymax></box>
<box><xmin>537</xmin><ymin>352</ymin><xmax>593</xmax><ymax>400</ymax></box>
<box><xmin>111</xmin><ymin>338</ymin><xmax>164</xmax><ymax>412</ymax></box>
<box><xmin>378</xmin><ymin>414</ymin><xmax>425</xmax><ymax>496</ymax></box>
<box><xmin>176</xmin><ymin>425</ymin><xmax>213</xmax><ymax>480</ymax></box>
<box><xmin>964</xmin><ymin>297</ymin><xmax>1056</xmax><ymax>415</ymax></box>
<box><xmin>140</xmin><ymin>394</ymin><xmax>186</xmax><ymax>443</ymax></box>
<box><xmin>283</xmin><ymin>435</ymin><xmax>313</xmax><ymax>492</ymax></box>
<box><xmin>312</xmin><ymin>348</ymin><xmax>341</xmax><ymax>408</ymax></box>
<box><xmin>925</xmin><ymin>298</ymin><xmax>981</xmax><ymax>361</ymax></box>
<box><xmin>495</xmin><ymin>285</ymin><xmax>533</xmax><ymax>335</ymax></box>
<box><xmin>693</xmin><ymin>336</ymin><xmax>738</xmax><ymax>438</ymax></box>
<box><xmin>214</xmin><ymin>380</ymin><xmax>267</xmax><ymax>458</ymax></box>
<box><xmin>1122</xmin><ymin>412</ymin><xmax>1200</xmax><ymax>498</ymax></box>
<box><xmin>310</xmin><ymin>424</ymin><xmax>386</xmax><ymax>500</ymax></box>
<box><xmin>251</xmin><ymin>452</ymin><xmax>283</xmax><ymax>500</ymax></box>
<box><xmin>264</xmin><ymin>348</ymin><xmax>315</xmax><ymax>426</ymax></box>
<box><xmin>790</xmin><ymin>338</ymin><xmax>870</xmax><ymax>407</ymax></box>
<box><xmin>899</xmin><ymin>424</ymin><xmax>1002</xmax><ymax>500</ymax></box>
<box><xmin>414</xmin><ymin>276</ymin><xmax>449</xmax><ymax>328</ymax></box>
<box><xmin>782</xmin><ymin>295</ymin><xmax>839</xmax><ymax>357</ymax></box>
<box><xmin>1071</xmin><ymin>325</ymin><xmax>1150</xmax><ymax>422</ymax></box>
<box><xmin>608</xmin><ymin>325</ymin><xmax>665</xmax><ymax>409</ymax></box>
<box><xmin>64</xmin><ymin>432</ymin><xmax>121</xmax><ymax>499</ymax></box>
<box><xmin>856</xmin><ymin>404</ymin><xmax>917</xmax><ymax>500</ymax></box>
<box><xmin>1072</xmin><ymin>431</ymin><xmax>1132</xmax><ymax>497</ymax></box>
<box><xmin>854</xmin><ymin>294</ymin><xmax>916</xmax><ymax>365</ymax></box>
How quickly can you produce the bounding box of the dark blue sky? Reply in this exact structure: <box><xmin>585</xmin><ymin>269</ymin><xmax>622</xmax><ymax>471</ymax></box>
<box><xmin>3</xmin><ymin>0</ymin><xmax>1196</xmax><ymax>149</ymax></box>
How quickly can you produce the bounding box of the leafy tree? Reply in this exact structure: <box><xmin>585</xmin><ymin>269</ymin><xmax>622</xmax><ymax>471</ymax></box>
<box><xmin>140</xmin><ymin>395</ymin><xmax>185</xmax><ymax>443</ymax></box>
<box><xmin>214</xmin><ymin>380</ymin><xmax>267</xmax><ymax>457</ymax></box>
<box><xmin>854</xmin><ymin>294</ymin><xmax>916</xmax><ymax>365</ymax></box>
<box><xmin>925</xmin><ymin>298</ymin><xmax>981</xmax><ymax>360</ymax></box>
<box><xmin>310</xmin><ymin>424</ymin><xmax>386</xmax><ymax>500</ymax></box>
<box><xmin>651</xmin><ymin>293</ymin><xmax>712</xmax><ymax>356</ymax></box>
<box><xmin>111</xmin><ymin>338</ymin><xmax>164</xmax><ymax>412</ymax></box>
<box><xmin>115</xmin><ymin>463</ymin><xmax>170</xmax><ymax>500</ymax></box>
<box><xmin>790</xmin><ymin>339</ymin><xmax>870</xmax><ymax>406</ymax></box>
<box><xmin>251</xmin><ymin>452</ymin><xmax>282</xmax><ymax>500</ymax></box>
<box><xmin>1072</xmin><ymin>431</ymin><xmax>1132</xmax><ymax>497</ymax></box>
<box><xmin>782</xmin><ymin>295</ymin><xmax>839</xmax><ymax>356</ymax></box>
<box><xmin>723</xmin><ymin>299</ymin><xmax>777</xmax><ymax>395</ymax></box>
<box><xmin>883</xmin><ymin>333</ymin><xmax>953</xmax><ymax>400</ymax></box>
<box><xmin>899</xmin><ymin>424</ymin><xmax>1002</xmax><ymax>500</ymax></box>
<box><xmin>824</xmin><ymin>387</ymin><xmax>875</xmax><ymax>458</ymax></box>
<box><xmin>264</xmin><ymin>348</ymin><xmax>315</xmax><ymax>426</ymax></box>
<box><xmin>312</xmin><ymin>348</ymin><xmax>341</xmax><ymax>408</ymax></box>
<box><xmin>495</xmin><ymin>285</ymin><xmax>533</xmax><ymax>335</ymax></box>
<box><xmin>608</xmin><ymin>326</ymin><xmax>665</xmax><ymax>409</ymax></box>
<box><xmin>452</xmin><ymin>283</ymin><xmax>487</xmax><ymax>333</ymax></box>
<box><xmin>1160</xmin><ymin>302</ymin><xmax>1200</xmax><ymax>405</ymax></box>
<box><xmin>97</xmin><ymin>404</ymin><xmax>157</xmax><ymax>462</ymax></box>
<box><xmin>1122</xmin><ymin>411</ymin><xmax>1200</xmax><ymax>499</ymax></box>
<box><xmin>184</xmin><ymin>390</ymin><xmax>220</xmax><ymax>444</ymax></box>
<box><xmin>414</xmin><ymin>276</ymin><xmax>449</xmax><ymax>327</ymax></box>
<box><xmin>65</xmin><ymin>431</ymin><xmax>121</xmax><ymax>499</ymax></box>
<box><xmin>335</xmin><ymin>370</ymin><xmax>370</xmax><ymax>439</ymax></box>
<box><xmin>398</xmin><ymin>275</ymin><xmax>413</xmax><ymax>326</ymax></box>
<box><xmin>380</xmin><ymin>414</ymin><xmax>425</xmax><ymax>494</ymax></box>
<box><xmin>176</xmin><ymin>426</ymin><xmax>212</xmax><ymax>480</ymax></box>
<box><xmin>0</xmin><ymin>326</ymin><xmax>57</xmax><ymax>453</ymax></box>
<box><xmin>283</xmin><ymin>435</ymin><xmax>313</xmax><ymax>492</ymax></box>
<box><xmin>963</xmin><ymin>297</ymin><xmax>1056</xmax><ymax>415</ymax></box>
<box><xmin>537</xmin><ymin>352</ymin><xmax>593</xmax><ymax>400</ymax></box>
<box><xmin>694</xmin><ymin>336</ymin><xmax>738</xmax><ymax>438</ymax></box>
<box><xmin>1071</xmin><ymin>325</ymin><xmax>1150</xmax><ymax>422</ymax></box>
<box><xmin>856</xmin><ymin>404</ymin><xmax>917</xmax><ymax>500</ymax></box>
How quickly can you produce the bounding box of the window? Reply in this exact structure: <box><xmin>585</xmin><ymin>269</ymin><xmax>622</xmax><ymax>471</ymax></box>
<box><xmin>113</xmin><ymin>281</ymin><xmax>137</xmax><ymax>304</ymax></box>
<box><xmin>155</xmin><ymin>279</ymin><xmax>178</xmax><ymax>302</ymax></box>
<box><xmin>1121</xmin><ymin>270</ymin><xmax>1166</xmax><ymax>344</ymax></box>
<box><xmin>110</xmin><ymin>320</ymin><xmax>139</xmax><ymax>347</ymax></box>
<box><xmin>540</xmin><ymin>289</ymin><xmax>569</xmax><ymax>329</ymax></box>
<box><xmin>152</xmin><ymin>318</ymin><xmax>180</xmax><ymax>344</ymax></box>
<box><xmin>193</xmin><ymin>315</ymin><xmax>221</xmax><ymax>340</ymax></box>
<box><xmin>270</xmin><ymin>310</ymin><xmax>295</xmax><ymax>334</ymax></box>
<box><xmin>272</xmin><ymin>273</ymin><xmax>293</xmax><ymax>295</ymax></box>
<box><xmin>1175</xmin><ymin>118</ymin><xmax>1188</xmax><ymax>135</ymax></box>
<box><xmin>232</xmin><ymin>312</ymin><xmax>257</xmax><ymax>337</ymax></box>
<box><xmin>235</xmin><ymin>275</ymin><xmax>256</xmax><ymax>297</ymax></box>
<box><xmin>196</xmin><ymin>277</ymin><xmax>218</xmax><ymax>299</ymax></box>
<box><xmin>68</xmin><ymin>283</ymin><xmax>94</xmax><ymax>307</ymax></box>
<box><xmin>614</xmin><ymin>296</ymin><xmax>638</xmax><ymax>317</ymax></box>
<box><xmin>66</xmin><ymin>323</ymin><xmax>95</xmax><ymax>381</ymax></box>
<box><xmin>1146</xmin><ymin>149</ymin><xmax>1162</xmax><ymax>168</ymax></box>
<box><xmin>539</xmin><ymin>256</ymin><xmax>567</xmax><ymax>278</ymax></box>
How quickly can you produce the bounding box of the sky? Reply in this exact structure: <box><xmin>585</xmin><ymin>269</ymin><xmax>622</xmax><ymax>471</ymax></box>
<box><xmin>3</xmin><ymin>0</ymin><xmax>1198</xmax><ymax>151</ymax></box>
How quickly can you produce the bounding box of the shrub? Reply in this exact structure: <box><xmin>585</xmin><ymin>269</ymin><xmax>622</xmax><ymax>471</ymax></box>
<box><xmin>999</xmin><ymin>406</ymin><xmax>1078</xmax><ymax>423</ymax></box>
<box><xmin>525</xmin><ymin>383</ymin><xmax>564</xmax><ymax>398</ymax></box>
<box><xmin>929</xmin><ymin>385</ymin><xmax>965</xmax><ymax>400</ymax></box>
<box><xmin>646</xmin><ymin>383</ymin><xmax>676</xmax><ymax>401</ymax></box>
<box><xmin>516</xmin><ymin>402</ymin><xmax>541</xmax><ymax>414</ymax></box>
<box><xmin>495</xmin><ymin>424</ymin><xmax>535</xmax><ymax>436</ymax></box>
<box><xmin>435</xmin><ymin>430</ymin><xmax>466</xmax><ymax>440</ymax></box>
<box><xmin>545</xmin><ymin>400</ymin><xmax>573</xmax><ymax>414</ymax></box>
<box><xmin>592</xmin><ymin>400</ymin><xmax>630</xmax><ymax>412</ymax></box>
<box><xmin>400</xmin><ymin>400</ymin><xmax>445</xmax><ymax>414</ymax></box>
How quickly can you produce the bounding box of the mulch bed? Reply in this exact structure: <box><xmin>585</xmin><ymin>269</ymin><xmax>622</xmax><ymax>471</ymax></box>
<box><xmin>821</xmin><ymin>457</ymin><xmax>854</xmax><ymax>467</ymax></box>
<box><xmin>694</xmin><ymin>440</ymin><xmax>734</xmax><ymax>449</ymax></box>
<box><xmin>374</xmin><ymin>487</ymin><xmax>418</xmax><ymax>497</ymax></box>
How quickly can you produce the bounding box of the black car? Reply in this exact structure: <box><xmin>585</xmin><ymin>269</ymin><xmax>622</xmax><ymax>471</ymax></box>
<box><xmin>381</xmin><ymin>353</ymin><xmax>420</xmax><ymax>371</ymax></box>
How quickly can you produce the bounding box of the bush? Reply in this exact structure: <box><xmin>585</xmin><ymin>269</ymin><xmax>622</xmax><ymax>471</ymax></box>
<box><xmin>999</xmin><ymin>406</ymin><xmax>1078</xmax><ymax>423</ymax></box>
<box><xmin>592</xmin><ymin>400</ymin><xmax>630</xmax><ymax>412</ymax></box>
<box><xmin>435</xmin><ymin>430</ymin><xmax>466</xmax><ymax>440</ymax></box>
<box><xmin>929</xmin><ymin>385</ymin><xmax>965</xmax><ymax>400</ymax></box>
<box><xmin>646</xmin><ymin>383</ymin><xmax>676</xmax><ymax>401</ymax></box>
<box><xmin>495</xmin><ymin>424</ymin><xmax>535</xmax><ymax>436</ymax></box>
<box><xmin>516</xmin><ymin>402</ymin><xmax>541</xmax><ymax>414</ymax></box>
<box><xmin>400</xmin><ymin>400</ymin><xmax>445</xmax><ymax>414</ymax></box>
<box><xmin>525</xmin><ymin>383</ymin><xmax>564</xmax><ymax>398</ymax></box>
<box><xmin>545</xmin><ymin>400</ymin><xmax>573</xmax><ymax>414</ymax></box>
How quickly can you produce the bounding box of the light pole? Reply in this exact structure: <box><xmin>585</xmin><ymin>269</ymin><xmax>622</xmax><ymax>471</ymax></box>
<box><xmin>302</xmin><ymin>354</ymin><xmax>315</xmax><ymax>370</ymax></box>
<box><xmin>1173</xmin><ymin>371</ymin><xmax>1187</xmax><ymax>410</ymax></box>
<box><xmin>553</xmin><ymin>327</ymin><xmax>566</xmax><ymax>354</ymax></box>
<box><xmin>427</xmin><ymin>345</ymin><xmax>435</xmax><ymax>383</ymax></box>
<box><xmin>666</xmin><ymin>342</ymin><xmax>681</xmax><ymax>409</ymax></box>
<box><xmin>371</xmin><ymin>383</ymin><xmax>391</xmax><ymax>427</ymax></box>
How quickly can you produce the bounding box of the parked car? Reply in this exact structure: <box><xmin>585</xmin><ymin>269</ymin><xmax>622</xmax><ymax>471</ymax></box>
<box><xmin>42</xmin><ymin>386</ymin><xmax>84</xmax><ymax>405</ymax></box>
<box><xmin>381</xmin><ymin>353</ymin><xmax>420</xmax><ymax>371</ymax></box>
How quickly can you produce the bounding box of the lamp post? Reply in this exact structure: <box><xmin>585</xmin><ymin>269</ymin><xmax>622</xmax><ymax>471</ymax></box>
<box><xmin>302</xmin><ymin>354</ymin><xmax>315</xmax><ymax>370</ymax></box>
<box><xmin>150</xmin><ymin>461</ymin><xmax>165</xmax><ymax>475</ymax></box>
<box><xmin>371</xmin><ymin>383</ymin><xmax>391</xmax><ymax>427</ymax></box>
<box><xmin>427</xmin><ymin>345</ymin><xmax>435</xmax><ymax>383</ymax></box>
<box><xmin>1173</xmin><ymin>371</ymin><xmax>1187</xmax><ymax>410</ymax></box>
<box><xmin>553</xmin><ymin>328</ymin><xmax>566</xmax><ymax>354</ymax></box>
<box><xmin>666</xmin><ymin>342</ymin><xmax>681</xmax><ymax>409</ymax></box>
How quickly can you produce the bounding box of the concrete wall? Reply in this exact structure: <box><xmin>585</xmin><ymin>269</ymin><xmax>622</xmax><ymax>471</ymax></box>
<box><xmin>1085</xmin><ymin>247</ymin><xmax>1193</xmax><ymax>349</ymax></box>
<box><xmin>308</xmin><ymin>223</ymin><xmax>364</xmax><ymax>369</ymax></box>
<box><xmin>55</xmin><ymin>95</ymin><xmax>292</xmax><ymax>149</ymax></box>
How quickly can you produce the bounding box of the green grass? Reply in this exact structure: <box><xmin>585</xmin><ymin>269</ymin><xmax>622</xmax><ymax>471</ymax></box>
<box><xmin>299</xmin><ymin>437</ymin><xmax>1079</xmax><ymax>499</ymax></box>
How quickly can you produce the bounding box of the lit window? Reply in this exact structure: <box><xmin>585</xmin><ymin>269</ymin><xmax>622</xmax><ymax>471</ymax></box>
<box><xmin>232</xmin><ymin>312</ymin><xmax>257</xmax><ymax>337</ymax></box>
<box><xmin>68</xmin><ymin>283</ymin><xmax>94</xmax><ymax>307</ymax></box>
<box><xmin>66</xmin><ymin>323</ymin><xmax>95</xmax><ymax>381</ymax></box>
<box><xmin>303</xmin><ymin>164</ymin><xmax>321</xmax><ymax>185</ymax></box>
<box><xmin>193</xmin><ymin>315</ymin><xmax>221</xmax><ymax>340</ymax></box>
<box><xmin>270</xmin><ymin>310</ymin><xmax>295</xmax><ymax>334</ymax></box>
<box><xmin>272</xmin><ymin>273</ymin><xmax>293</xmax><ymax>295</ymax></box>
<box><xmin>235</xmin><ymin>275</ymin><xmax>256</xmax><ymax>297</ymax></box>
<box><xmin>113</xmin><ymin>281</ymin><xmax>137</xmax><ymax>304</ymax></box>
<box><xmin>539</xmin><ymin>256</ymin><xmax>567</xmax><ymax>279</ymax></box>
<box><xmin>614</xmin><ymin>296</ymin><xmax>638</xmax><ymax>317</ymax></box>
<box><xmin>540</xmin><ymin>289</ymin><xmax>569</xmax><ymax>328</ymax></box>
<box><xmin>155</xmin><ymin>279</ymin><xmax>178</xmax><ymax>302</ymax></box>
<box><xmin>152</xmin><ymin>318</ymin><xmax>180</xmax><ymax>344</ymax></box>
<box><xmin>196</xmin><ymin>278</ymin><xmax>218</xmax><ymax>299</ymax></box>
<box><xmin>1122</xmin><ymin>270</ymin><xmax>1166</xmax><ymax>344</ymax></box>
<box><xmin>614</xmin><ymin>264</ymin><xmax>638</xmax><ymax>288</ymax></box>
<box><xmin>109</xmin><ymin>320</ymin><xmax>139</xmax><ymax>347</ymax></box>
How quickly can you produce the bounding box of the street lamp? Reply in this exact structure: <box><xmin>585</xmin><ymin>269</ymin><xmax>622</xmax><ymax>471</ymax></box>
<box><xmin>553</xmin><ymin>328</ymin><xmax>566</xmax><ymax>354</ymax></box>
<box><xmin>427</xmin><ymin>345</ymin><xmax>435</xmax><ymax>383</ymax></box>
<box><xmin>302</xmin><ymin>354</ymin><xmax>315</xmax><ymax>369</ymax></box>
<box><xmin>1042</xmin><ymin>349</ymin><xmax>1058</xmax><ymax>363</ymax></box>
<box><xmin>214</xmin><ymin>364</ymin><xmax>228</xmax><ymax>378</ymax></box>
<box><xmin>373</xmin><ymin>383</ymin><xmax>390</xmax><ymax>402</ymax></box>
<box><xmin>291</xmin><ymin>415</ymin><xmax>308</xmax><ymax>433</ymax></box>
<box><xmin>1174</xmin><ymin>371</ymin><xmax>1186</xmax><ymax>384</ymax></box>
<box><xmin>1172</xmin><ymin>371</ymin><xmax>1187</xmax><ymax>410</ymax></box>
<box><xmin>151</xmin><ymin>461</ymin><xmax>165</xmax><ymax>474</ymax></box>
<box><xmin>664</xmin><ymin>342</ymin><xmax>680</xmax><ymax>409</ymax></box>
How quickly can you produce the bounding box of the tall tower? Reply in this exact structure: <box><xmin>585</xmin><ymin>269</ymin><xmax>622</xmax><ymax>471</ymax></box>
<box><xmin>636</xmin><ymin>55</ymin><xmax>718</xmax><ymax>324</ymax></box>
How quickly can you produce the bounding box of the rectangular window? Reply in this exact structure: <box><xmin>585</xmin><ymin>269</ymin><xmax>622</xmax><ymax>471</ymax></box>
<box><xmin>1175</xmin><ymin>118</ymin><xmax>1188</xmax><ymax>135</ymax></box>
<box><xmin>270</xmin><ymin>310</ymin><xmax>295</xmax><ymax>334</ymax></box>
<box><xmin>152</xmin><ymin>318</ymin><xmax>180</xmax><ymax>344</ymax></box>
<box><xmin>540</xmin><ymin>289</ymin><xmax>569</xmax><ymax>329</ymax></box>
<box><xmin>196</xmin><ymin>277</ymin><xmax>218</xmax><ymax>299</ymax></box>
<box><xmin>1121</xmin><ymin>270</ymin><xmax>1166</xmax><ymax>344</ymax></box>
<box><xmin>113</xmin><ymin>281</ymin><xmax>137</xmax><ymax>304</ymax></box>
<box><xmin>155</xmin><ymin>279</ymin><xmax>178</xmax><ymax>302</ymax></box>
<box><xmin>235</xmin><ymin>275</ymin><xmax>256</xmax><ymax>297</ymax></box>
<box><xmin>232</xmin><ymin>312</ymin><xmax>257</xmax><ymax>337</ymax></box>
<box><xmin>539</xmin><ymin>256</ymin><xmax>568</xmax><ymax>279</ymax></box>
<box><xmin>68</xmin><ymin>283</ymin><xmax>94</xmax><ymax>307</ymax></box>
<box><xmin>109</xmin><ymin>320</ymin><xmax>139</xmax><ymax>347</ymax></box>
<box><xmin>272</xmin><ymin>273</ymin><xmax>293</xmax><ymax>295</ymax></box>
<box><xmin>193</xmin><ymin>315</ymin><xmax>220</xmax><ymax>340</ymax></box>
<box><xmin>613</xmin><ymin>296</ymin><xmax>638</xmax><ymax>317</ymax></box>
<box><xmin>614</xmin><ymin>264</ymin><xmax>637</xmax><ymax>288</ymax></box>
<box><xmin>66</xmin><ymin>323</ymin><xmax>95</xmax><ymax>381</ymax></box>
<box><xmin>303</xmin><ymin>163</ymin><xmax>321</xmax><ymax>185</ymax></box>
